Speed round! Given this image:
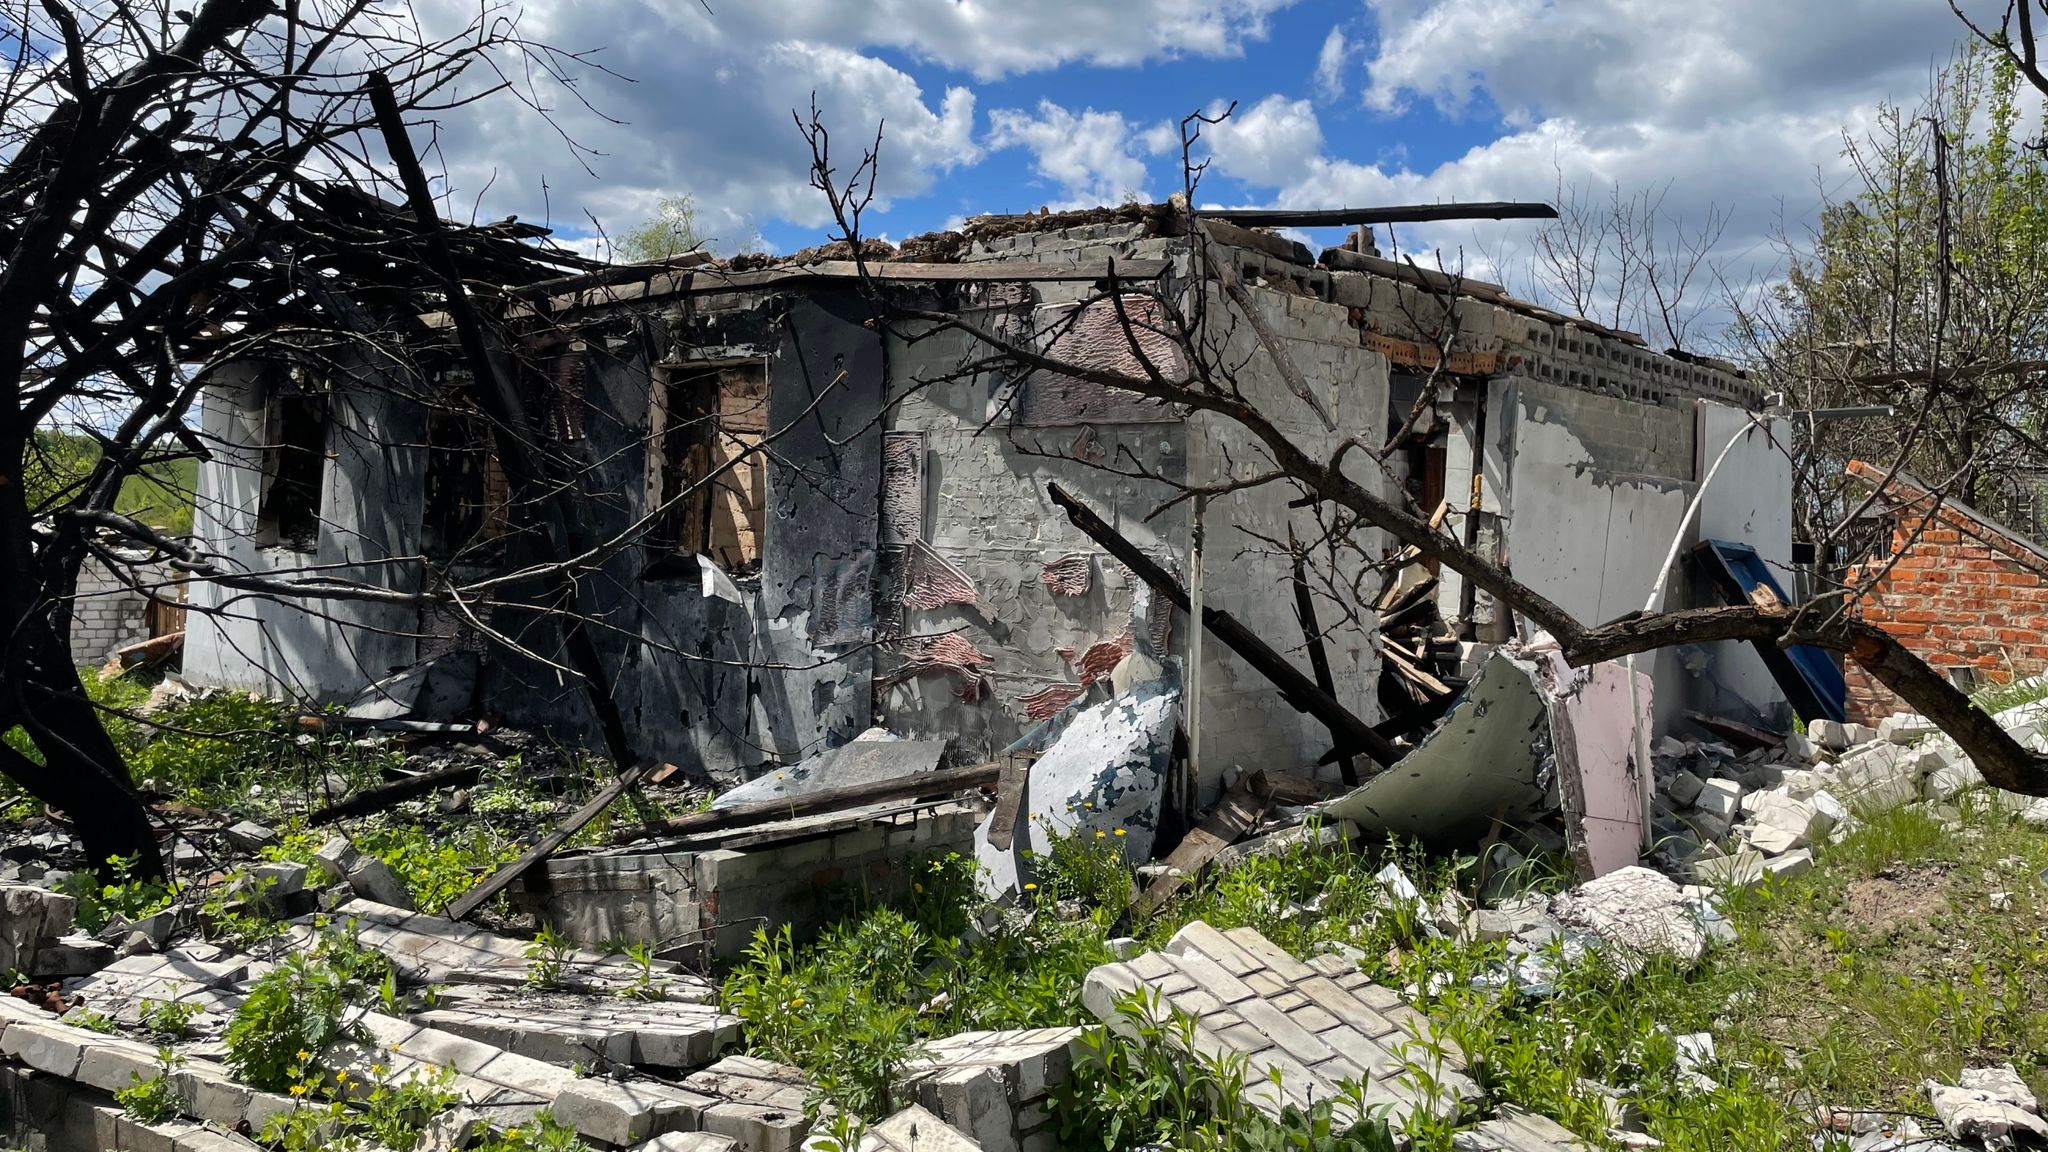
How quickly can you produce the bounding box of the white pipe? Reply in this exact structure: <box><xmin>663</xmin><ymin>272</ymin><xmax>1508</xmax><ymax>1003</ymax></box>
<box><xmin>1628</xmin><ymin>413</ymin><xmax>1766</xmax><ymax>850</ymax></box>
<box><xmin>1186</xmin><ymin>495</ymin><xmax>1207</xmax><ymax>822</ymax></box>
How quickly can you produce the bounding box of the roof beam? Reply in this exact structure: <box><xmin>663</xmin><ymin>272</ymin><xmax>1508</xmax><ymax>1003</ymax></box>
<box><xmin>1205</xmin><ymin>203</ymin><xmax>1559</xmax><ymax>229</ymax></box>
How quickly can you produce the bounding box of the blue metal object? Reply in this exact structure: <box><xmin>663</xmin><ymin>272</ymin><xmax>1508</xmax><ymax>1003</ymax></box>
<box><xmin>1693</xmin><ymin>540</ymin><xmax>1848</xmax><ymax>724</ymax></box>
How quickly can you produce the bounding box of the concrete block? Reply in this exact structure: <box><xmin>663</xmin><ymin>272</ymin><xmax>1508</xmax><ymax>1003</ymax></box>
<box><xmin>638</xmin><ymin>1135</ymin><xmax>741</xmax><ymax>1152</ymax></box>
<box><xmin>552</xmin><ymin>1078</ymin><xmax>705</xmax><ymax>1146</ymax></box>
<box><xmin>1741</xmin><ymin>823</ymin><xmax>1803</xmax><ymax>856</ymax></box>
<box><xmin>1692</xmin><ymin>851</ymin><xmax>1766</xmax><ymax>892</ymax></box>
<box><xmin>74</xmin><ymin>1035</ymin><xmax>163</xmax><ymax>1092</ymax></box>
<box><xmin>2</xmin><ymin>1021</ymin><xmax>90</xmax><ymax>1078</ymax></box>
<box><xmin>1926</xmin><ymin>762</ymin><xmax>1985</xmax><ymax>802</ymax></box>
<box><xmin>344</xmin><ymin>858</ymin><xmax>414</xmax><ymax>910</ymax></box>
<box><xmin>1764</xmin><ymin>850</ymin><xmax>1814</xmax><ymax>881</ymax></box>
<box><xmin>1665</xmin><ymin>771</ymin><xmax>1705</xmax><ymax>808</ymax></box>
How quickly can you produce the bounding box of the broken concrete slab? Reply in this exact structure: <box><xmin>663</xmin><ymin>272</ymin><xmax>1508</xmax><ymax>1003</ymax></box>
<box><xmin>848</xmin><ymin>1105</ymin><xmax>984</xmax><ymax>1152</ymax></box>
<box><xmin>1549</xmin><ymin>867</ymin><xmax>1706</xmax><ymax>966</ymax></box>
<box><xmin>897</xmin><ymin>1027</ymin><xmax>1082</xmax><ymax>1152</ymax></box>
<box><xmin>0</xmin><ymin>883</ymin><xmax>77</xmax><ymax>977</ymax></box>
<box><xmin>284</xmin><ymin>900</ymin><xmax>714</xmax><ymax>998</ymax></box>
<box><xmin>1451</xmin><ymin>1105</ymin><xmax>1593</xmax><ymax>1151</ymax></box>
<box><xmin>413</xmin><ymin>995</ymin><xmax>741</xmax><ymax>1071</ymax></box>
<box><xmin>682</xmin><ymin>1055</ymin><xmax>819</xmax><ymax>1152</ymax></box>
<box><xmin>551</xmin><ymin>1076</ymin><xmax>710</xmax><ymax>1146</ymax></box>
<box><xmin>1082</xmin><ymin>921</ymin><xmax>1479</xmax><ymax>1126</ymax></box>
<box><xmin>712</xmin><ymin>739</ymin><xmax>947</xmax><ymax>811</ymax></box>
<box><xmin>638</xmin><ymin>1134</ymin><xmax>742</xmax><ymax>1152</ymax></box>
<box><xmin>977</xmin><ymin>679</ymin><xmax>1176</xmax><ymax>897</ymax></box>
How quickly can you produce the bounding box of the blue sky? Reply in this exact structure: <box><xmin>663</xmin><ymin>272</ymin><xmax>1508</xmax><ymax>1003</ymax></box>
<box><xmin>431</xmin><ymin>0</ymin><xmax>1995</xmax><ymax>334</ymax></box>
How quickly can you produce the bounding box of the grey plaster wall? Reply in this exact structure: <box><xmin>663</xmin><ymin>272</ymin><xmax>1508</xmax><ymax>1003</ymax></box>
<box><xmin>879</xmin><ymin>248</ymin><xmax>1389</xmax><ymax>802</ymax></box>
<box><xmin>184</xmin><ymin>358</ymin><xmax>426</xmax><ymax>699</ymax></box>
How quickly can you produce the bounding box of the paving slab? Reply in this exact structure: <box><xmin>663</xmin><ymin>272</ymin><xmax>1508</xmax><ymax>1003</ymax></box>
<box><xmin>284</xmin><ymin>900</ymin><xmax>716</xmax><ymax>1001</ymax></box>
<box><xmin>1081</xmin><ymin>922</ymin><xmax>1479</xmax><ymax>1127</ymax></box>
<box><xmin>1451</xmin><ymin>1106</ymin><xmax>1593</xmax><ymax>1151</ymax></box>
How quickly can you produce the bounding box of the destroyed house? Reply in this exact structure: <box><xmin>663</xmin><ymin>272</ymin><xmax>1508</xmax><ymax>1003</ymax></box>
<box><xmin>185</xmin><ymin>205</ymin><xmax>1797</xmax><ymax>804</ymax></box>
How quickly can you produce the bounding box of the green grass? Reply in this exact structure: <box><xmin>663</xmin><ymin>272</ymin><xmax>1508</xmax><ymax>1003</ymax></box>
<box><xmin>24</xmin><ymin>429</ymin><xmax>197</xmax><ymax>534</ymax></box>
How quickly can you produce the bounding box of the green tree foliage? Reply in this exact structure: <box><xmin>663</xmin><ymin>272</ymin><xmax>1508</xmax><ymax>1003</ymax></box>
<box><xmin>1737</xmin><ymin>48</ymin><xmax>2048</xmax><ymax>538</ymax></box>
<box><xmin>614</xmin><ymin>194</ymin><xmax>708</xmax><ymax>262</ymax></box>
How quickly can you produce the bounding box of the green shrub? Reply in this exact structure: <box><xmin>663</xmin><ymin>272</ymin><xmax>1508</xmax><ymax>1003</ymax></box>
<box><xmin>224</xmin><ymin>923</ymin><xmax>392</xmax><ymax>1092</ymax></box>
<box><xmin>57</xmin><ymin>853</ymin><xmax>175</xmax><ymax>934</ymax></box>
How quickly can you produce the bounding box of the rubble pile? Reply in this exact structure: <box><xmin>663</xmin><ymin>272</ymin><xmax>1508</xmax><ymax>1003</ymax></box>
<box><xmin>1646</xmin><ymin>694</ymin><xmax>2048</xmax><ymax>892</ymax></box>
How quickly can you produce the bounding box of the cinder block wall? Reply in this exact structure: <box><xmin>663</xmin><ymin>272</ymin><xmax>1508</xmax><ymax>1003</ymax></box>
<box><xmin>1845</xmin><ymin>515</ymin><xmax>2048</xmax><ymax>721</ymax></box>
<box><xmin>68</xmin><ymin>554</ymin><xmax>155</xmax><ymax>665</ymax></box>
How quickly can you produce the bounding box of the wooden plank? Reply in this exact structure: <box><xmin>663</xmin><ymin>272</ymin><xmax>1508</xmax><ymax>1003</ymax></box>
<box><xmin>445</xmin><ymin>761</ymin><xmax>652</xmax><ymax>921</ymax></box>
<box><xmin>620</xmin><ymin>760</ymin><xmax>1004</xmax><ymax>844</ymax></box>
<box><xmin>310</xmin><ymin>763</ymin><xmax>483</xmax><ymax>826</ymax></box>
<box><xmin>1683</xmin><ymin>710</ymin><xmax>1785</xmax><ymax>750</ymax></box>
<box><xmin>984</xmin><ymin>754</ymin><xmax>1031</xmax><ymax>851</ymax></box>
<box><xmin>1133</xmin><ymin>773</ymin><xmax>1274</xmax><ymax>917</ymax></box>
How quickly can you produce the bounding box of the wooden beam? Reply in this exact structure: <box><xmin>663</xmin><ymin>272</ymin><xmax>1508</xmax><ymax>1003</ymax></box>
<box><xmin>309</xmin><ymin>764</ymin><xmax>482</xmax><ymax>826</ymax></box>
<box><xmin>1133</xmin><ymin>773</ymin><xmax>1274</xmax><ymax>917</ymax></box>
<box><xmin>620</xmin><ymin>761</ymin><xmax>1004</xmax><ymax>844</ymax></box>
<box><xmin>1048</xmin><ymin>482</ymin><xmax>1402</xmax><ymax>769</ymax></box>
<box><xmin>444</xmin><ymin>761</ymin><xmax>654</xmax><ymax>921</ymax></box>
<box><xmin>984</xmin><ymin>754</ymin><xmax>1031</xmax><ymax>852</ymax></box>
<box><xmin>1290</xmin><ymin>529</ymin><xmax>1357</xmax><ymax>786</ymax></box>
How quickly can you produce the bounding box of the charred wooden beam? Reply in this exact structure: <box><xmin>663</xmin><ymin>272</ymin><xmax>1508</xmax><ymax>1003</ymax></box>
<box><xmin>1047</xmin><ymin>482</ymin><xmax>1402</xmax><ymax>770</ymax></box>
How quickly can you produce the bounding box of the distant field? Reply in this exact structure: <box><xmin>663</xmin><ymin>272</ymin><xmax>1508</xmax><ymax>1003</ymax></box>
<box><xmin>27</xmin><ymin>430</ymin><xmax>198</xmax><ymax>534</ymax></box>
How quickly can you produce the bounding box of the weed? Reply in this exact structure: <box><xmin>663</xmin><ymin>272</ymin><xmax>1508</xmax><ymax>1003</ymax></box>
<box><xmin>58</xmin><ymin>853</ymin><xmax>174</xmax><ymax>934</ymax></box>
<box><xmin>525</xmin><ymin>925</ymin><xmax>577</xmax><ymax>990</ymax></box>
<box><xmin>138</xmin><ymin>998</ymin><xmax>201</xmax><ymax>1042</ymax></box>
<box><xmin>67</xmin><ymin>1009</ymin><xmax>117</xmax><ymax>1034</ymax></box>
<box><xmin>1024</xmin><ymin>820</ymin><xmax>1135</xmax><ymax>908</ymax></box>
<box><xmin>113</xmin><ymin>1048</ymin><xmax>185</xmax><ymax>1125</ymax></box>
<box><xmin>616</xmin><ymin>942</ymin><xmax>670</xmax><ymax>1003</ymax></box>
<box><xmin>225</xmin><ymin>922</ymin><xmax>392</xmax><ymax>1092</ymax></box>
<box><xmin>477</xmin><ymin>1110</ymin><xmax>592</xmax><ymax>1152</ymax></box>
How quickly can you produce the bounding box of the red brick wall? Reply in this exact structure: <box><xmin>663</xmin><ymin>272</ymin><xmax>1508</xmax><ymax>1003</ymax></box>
<box><xmin>1845</xmin><ymin>519</ymin><xmax>2048</xmax><ymax>721</ymax></box>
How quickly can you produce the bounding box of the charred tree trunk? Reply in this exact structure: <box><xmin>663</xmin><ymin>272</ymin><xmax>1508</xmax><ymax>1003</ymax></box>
<box><xmin>0</xmin><ymin>476</ymin><xmax>161</xmax><ymax>880</ymax></box>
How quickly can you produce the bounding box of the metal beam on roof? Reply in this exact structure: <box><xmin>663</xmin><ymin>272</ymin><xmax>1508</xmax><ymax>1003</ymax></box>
<box><xmin>1205</xmin><ymin>202</ymin><xmax>1559</xmax><ymax>229</ymax></box>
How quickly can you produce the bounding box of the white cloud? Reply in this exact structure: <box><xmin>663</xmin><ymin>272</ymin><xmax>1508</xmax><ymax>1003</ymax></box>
<box><xmin>411</xmin><ymin>0</ymin><xmax>1298</xmax><ymax>250</ymax></box>
<box><xmin>668</xmin><ymin>0</ymin><xmax>1297</xmax><ymax>82</ymax></box>
<box><xmin>1184</xmin><ymin>1</ymin><xmax>1993</xmax><ymax>341</ymax></box>
<box><xmin>986</xmin><ymin>101</ymin><xmax>1157</xmax><ymax>210</ymax></box>
<box><xmin>1203</xmin><ymin>95</ymin><xmax>1324</xmax><ymax>188</ymax></box>
<box><xmin>1313</xmin><ymin>26</ymin><xmax>1352</xmax><ymax>102</ymax></box>
<box><xmin>1360</xmin><ymin>0</ymin><xmax>1956</xmax><ymax>128</ymax></box>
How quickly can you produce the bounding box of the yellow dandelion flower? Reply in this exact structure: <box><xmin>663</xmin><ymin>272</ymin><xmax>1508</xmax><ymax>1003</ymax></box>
<box><xmin>790</xmin><ymin>997</ymin><xmax>806</xmax><ymax>1008</ymax></box>
<box><xmin>296</xmin><ymin>1049</ymin><xmax>312</xmax><ymax>1062</ymax></box>
<box><xmin>289</xmin><ymin>1085</ymin><xmax>307</xmax><ymax>1097</ymax></box>
<box><xmin>1114</xmin><ymin>828</ymin><xmax>1127</xmax><ymax>837</ymax></box>
<box><xmin>1023</xmin><ymin>882</ymin><xmax>1038</xmax><ymax>890</ymax></box>
<box><xmin>1095</xmin><ymin>830</ymin><xmax>1106</xmax><ymax>838</ymax></box>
